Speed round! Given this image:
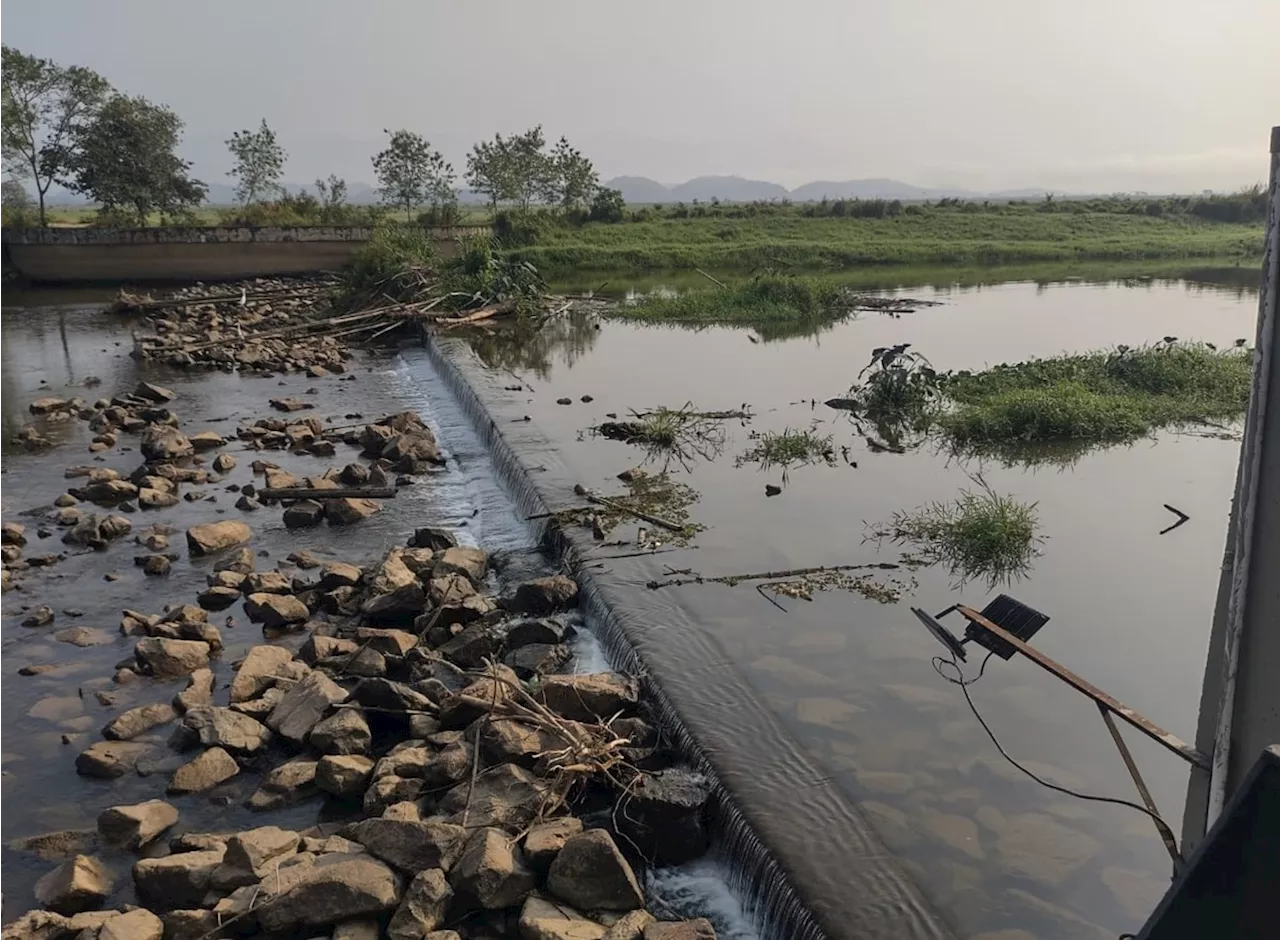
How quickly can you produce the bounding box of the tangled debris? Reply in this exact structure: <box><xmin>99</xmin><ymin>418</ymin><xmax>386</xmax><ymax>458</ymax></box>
<box><xmin>542</xmin><ymin>474</ymin><xmax>706</xmax><ymax>551</ymax></box>
<box><xmin>646</xmin><ymin>561</ymin><xmax>914</xmax><ymax>608</ymax></box>
<box><xmin>590</xmin><ymin>403</ymin><xmax>751</xmax><ymax>472</ymax></box>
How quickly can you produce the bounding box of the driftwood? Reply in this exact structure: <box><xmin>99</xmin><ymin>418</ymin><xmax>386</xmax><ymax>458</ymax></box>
<box><xmin>111</xmin><ymin>287</ymin><xmax>325</xmax><ymax>314</ymax></box>
<box><xmin>574</xmin><ymin>486</ymin><xmax>688</xmax><ymax>534</ymax></box>
<box><xmin>694</xmin><ymin>268</ymin><xmax>728</xmax><ymax>289</ymax></box>
<box><xmin>647</xmin><ymin>561</ymin><xmax>900</xmax><ymax>589</ymax></box>
<box><xmin>258</xmin><ymin>486</ymin><xmax>396</xmax><ymax>500</ymax></box>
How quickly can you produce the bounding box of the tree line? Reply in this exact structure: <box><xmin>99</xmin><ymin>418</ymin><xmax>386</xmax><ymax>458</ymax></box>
<box><xmin>1</xmin><ymin>45</ymin><xmax>621</xmax><ymax>227</ymax></box>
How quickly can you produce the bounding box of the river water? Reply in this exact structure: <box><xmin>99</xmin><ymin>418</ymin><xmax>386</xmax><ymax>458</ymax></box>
<box><xmin>443</xmin><ymin>270</ymin><xmax>1258</xmax><ymax>939</ymax></box>
<box><xmin>0</xmin><ymin>268</ymin><xmax>1259</xmax><ymax>939</ymax></box>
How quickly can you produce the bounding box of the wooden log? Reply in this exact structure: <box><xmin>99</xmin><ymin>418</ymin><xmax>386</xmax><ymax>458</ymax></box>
<box><xmin>258</xmin><ymin>486</ymin><xmax>396</xmax><ymax>501</ymax></box>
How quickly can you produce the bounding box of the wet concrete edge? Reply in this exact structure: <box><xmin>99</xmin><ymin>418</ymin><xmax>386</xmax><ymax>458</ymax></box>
<box><xmin>423</xmin><ymin>332</ymin><xmax>958</xmax><ymax>940</ymax></box>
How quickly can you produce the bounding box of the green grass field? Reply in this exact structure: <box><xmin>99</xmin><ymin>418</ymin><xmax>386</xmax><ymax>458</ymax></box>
<box><xmin>507</xmin><ymin>206</ymin><xmax>1264</xmax><ymax>274</ymax></box>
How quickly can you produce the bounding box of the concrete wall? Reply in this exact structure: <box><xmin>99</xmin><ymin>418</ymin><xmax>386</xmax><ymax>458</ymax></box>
<box><xmin>1</xmin><ymin>224</ymin><xmax>490</xmax><ymax>284</ymax></box>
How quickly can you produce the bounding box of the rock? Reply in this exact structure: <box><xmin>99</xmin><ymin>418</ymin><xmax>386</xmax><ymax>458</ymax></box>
<box><xmin>99</xmin><ymin>909</ymin><xmax>164</xmax><ymax>940</ymax></box>
<box><xmin>186</xmin><ymin>520</ymin><xmax>252</xmax><ymax>556</ymax></box>
<box><xmin>224</xmin><ymin>826</ymin><xmax>300</xmax><ymax>875</ymax></box>
<box><xmin>246</xmin><ymin>760</ymin><xmax>318</xmax><ymax>811</ymax></box>
<box><xmin>362</xmin><ymin>776</ymin><xmax>425</xmax><ymax>816</ymax></box>
<box><xmin>30</xmin><ymin>396</ymin><xmax>72</xmax><ymax>414</ymax></box>
<box><xmin>505</xmin><ymin>643</ymin><xmax>571</xmax><ymax>678</ymax></box>
<box><xmin>53</xmin><ymin>507</ymin><xmax>83</xmax><ymax>527</ymax></box>
<box><xmin>157</xmin><ymin>910</ymin><xmax>219</xmax><ymax>940</ymax></box>
<box><xmin>174</xmin><ymin>668</ymin><xmax>215</xmax><ymax>712</ymax></box>
<box><xmin>539</xmin><ymin>674</ymin><xmax>639</xmax><ymax>722</ymax></box>
<box><xmin>133</xmin><ymin>846</ymin><xmax>226</xmax><ymax>910</ymax></box>
<box><xmin>354</xmin><ymin>627</ymin><xmax>418</xmax><ymax>657</ymax></box>
<box><xmin>614</xmin><ymin>769</ymin><xmax>710</xmax><ymax>866</ymax></box>
<box><xmin>0</xmin><ymin>911</ymin><xmax>74</xmax><ymax>940</ymax></box>
<box><xmin>22</xmin><ymin>606</ymin><xmax>56</xmax><ymax>627</ymax></box>
<box><xmin>643</xmin><ymin>921</ymin><xmax>717</xmax><ymax>940</ymax></box>
<box><xmin>229</xmin><ymin>686</ymin><xmax>284</xmax><ymax>718</ymax></box>
<box><xmin>387</xmin><ymin>869</ymin><xmax>452</xmax><ymax>939</ymax></box>
<box><xmin>230</xmin><ymin>644</ymin><xmax>296</xmax><ymax>702</ymax></box>
<box><xmin>97</xmin><ymin>800</ymin><xmax>179</xmax><ymax>849</ymax></box>
<box><xmin>268</xmin><ymin>670</ymin><xmax>348</xmax><ymax>743</ymax></box>
<box><xmin>506</xmin><ymin>616</ymin><xmax>575</xmax><ymax>649</ymax></box>
<box><xmin>333</xmin><ymin>920</ymin><xmax>381</xmax><ymax>940</ymax></box>
<box><xmin>173</xmin><ymin>706</ymin><xmax>271</xmax><ymax>756</ymax></box>
<box><xmin>75</xmin><ymin>741</ymin><xmax>153</xmax><ymax>778</ymax></box>
<box><xmin>189</xmin><ymin>431</ymin><xmax>225</xmax><ymax>451</ymax></box>
<box><xmin>434</xmin><ymin>546</ymin><xmax>488</xmax><ymax>584</ymax></box>
<box><xmin>167</xmin><ymin>747</ymin><xmax>240</xmax><ymax>794</ymax></box>
<box><xmin>993</xmin><ymin>813</ymin><xmax>1103</xmax><ymax>887</ymax></box>
<box><xmin>523</xmin><ymin>817</ymin><xmax>584</xmax><ymax>872</ymax></box>
<box><xmin>439</xmin><ymin>762</ymin><xmax>548</xmax><ymax>830</ymax></box>
<box><xmin>547</xmin><ymin>829</ymin><xmax>643</xmax><ymax>911</ymax></box>
<box><xmin>351</xmin><ymin>677</ymin><xmax>435</xmax><ymax>713</ymax></box>
<box><xmin>519</xmin><ymin>895</ymin><xmax>607</xmax><ymax>940</ymax></box>
<box><xmin>244</xmin><ymin>592</ymin><xmax>309</xmax><ymax>628</ymax></box>
<box><xmin>196</xmin><ymin>586</ymin><xmax>240</xmax><ymax>611</ymax></box>
<box><xmin>283</xmin><ymin>499</ymin><xmax>326</xmax><ymax>528</ymax></box>
<box><xmin>138</xmin><ymin>488</ymin><xmax>180</xmax><ymax>510</ymax></box>
<box><xmin>269</xmin><ymin>396</ymin><xmax>314</xmax><ymax>413</ymax></box>
<box><xmin>512</xmin><ymin>575</ymin><xmax>579</xmax><ymax>614</ymax></box>
<box><xmin>450</xmin><ymin>827</ymin><xmax>535</xmax><ymax>910</ymax></box>
<box><xmin>55</xmin><ymin>626</ymin><xmax>111</xmax><ymax>647</ymax></box>
<box><xmin>134</xmin><ymin>381</ymin><xmax>176</xmax><ymax>403</ymax></box>
<box><xmin>349</xmin><ymin>818</ymin><xmax>468</xmax><ymax>873</ymax></box>
<box><xmin>255</xmin><ymin>854</ymin><xmax>402</xmax><ymax>932</ymax></box>
<box><xmin>427</xmin><ymin>570</ymin><xmax>476</xmax><ymax>606</ymax></box>
<box><xmin>2</xmin><ymin>521</ymin><xmax>28</xmax><ymax>545</ymax></box>
<box><xmin>318</xmin><ymin>561</ymin><xmax>362</xmax><ymax>589</ymax></box>
<box><xmin>10</xmin><ymin>829</ymin><xmax>98</xmax><ymax>862</ymax></box>
<box><xmin>33</xmin><ymin>855</ymin><xmax>110</xmax><ymax>915</ymax></box>
<box><xmin>604</xmin><ymin>911</ymin><xmax>656</xmax><ymax>940</ymax></box>
<box><xmin>316</xmin><ymin>754</ymin><xmax>375</xmax><ymax>798</ymax></box>
<box><xmin>142</xmin><ymin>554</ymin><xmax>172</xmax><ymax>576</ymax></box>
<box><xmin>213</xmin><ymin>453</ymin><xmax>236</xmax><ymax>473</ymax></box>
<box><xmin>437</xmin><ymin>623</ymin><xmax>499</xmax><ymax>669</ymax></box>
<box><xmin>406</xmin><ymin>527</ymin><xmax>455</xmax><ymax>553</ymax></box>
<box><xmin>384</xmin><ymin>431</ymin><xmax>443</xmax><ymax>472</ymax></box>
<box><xmin>245</xmin><ymin>569</ymin><xmax>292</xmax><ymax>594</ymax></box>
<box><xmin>300</xmin><ymin>633</ymin><xmax>360</xmax><ymax>665</ymax></box>
<box><xmin>326</xmin><ymin>497</ymin><xmax>381</xmax><ymax>525</ymax></box>
<box><xmin>134</xmin><ymin>637</ymin><xmax>211</xmax><ymax>677</ymax></box>
<box><xmin>235</xmin><ymin>495</ymin><xmax>262</xmax><ymax>511</ymax></box>
<box><xmin>103</xmin><ymin>702</ymin><xmax>179</xmax><ymax>740</ymax></box>
<box><xmin>218</xmin><ymin>547</ymin><xmax>256</xmax><ymax>574</ymax></box>
<box><xmin>141</xmin><ymin>426</ymin><xmax>194</xmax><ymax>461</ymax></box>
<box><xmin>480</xmin><ymin>718</ymin><xmax>578</xmax><ymax>769</ymax></box>
<box><xmin>309</xmin><ymin>708</ymin><xmax>372</xmax><ymax>755</ymax></box>
<box><xmin>361</xmin><ymin>551</ymin><xmax>426</xmax><ymax>624</ymax></box>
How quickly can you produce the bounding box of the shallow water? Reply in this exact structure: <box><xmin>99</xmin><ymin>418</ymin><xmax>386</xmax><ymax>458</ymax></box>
<box><xmin>443</xmin><ymin>274</ymin><xmax>1259</xmax><ymax>939</ymax></box>
<box><xmin>0</xmin><ymin>299</ymin><xmax>760</xmax><ymax>937</ymax></box>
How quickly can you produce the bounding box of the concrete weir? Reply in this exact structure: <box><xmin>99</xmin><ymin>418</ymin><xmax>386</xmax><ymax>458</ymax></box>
<box><xmin>2</xmin><ymin>224</ymin><xmax>489</xmax><ymax>284</ymax></box>
<box><xmin>421</xmin><ymin>332</ymin><xmax>956</xmax><ymax>940</ymax></box>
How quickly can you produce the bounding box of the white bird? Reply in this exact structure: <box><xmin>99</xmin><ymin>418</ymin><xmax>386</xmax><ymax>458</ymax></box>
<box><xmin>239</xmin><ymin>287</ymin><xmax>247</xmax><ymax>307</ymax></box>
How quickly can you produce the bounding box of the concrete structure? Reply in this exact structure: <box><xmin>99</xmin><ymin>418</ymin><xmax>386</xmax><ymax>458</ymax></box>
<box><xmin>1182</xmin><ymin>126</ymin><xmax>1280</xmax><ymax>851</ymax></box>
<box><xmin>1</xmin><ymin>224</ymin><xmax>489</xmax><ymax>284</ymax></box>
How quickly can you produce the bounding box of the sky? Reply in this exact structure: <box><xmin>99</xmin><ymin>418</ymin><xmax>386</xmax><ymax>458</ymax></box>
<box><xmin>3</xmin><ymin>0</ymin><xmax>1278</xmax><ymax>194</ymax></box>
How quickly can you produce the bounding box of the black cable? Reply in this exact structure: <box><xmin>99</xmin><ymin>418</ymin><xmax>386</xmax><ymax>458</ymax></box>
<box><xmin>932</xmin><ymin>650</ymin><xmax>1180</xmax><ymax>835</ymax></box>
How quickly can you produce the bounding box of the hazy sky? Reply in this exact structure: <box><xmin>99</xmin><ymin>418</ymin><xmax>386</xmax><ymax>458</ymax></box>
<box><xmin>4</xmin><ymin>0</ymin><xmax>1278</xmax><ymax>193</ymax></box>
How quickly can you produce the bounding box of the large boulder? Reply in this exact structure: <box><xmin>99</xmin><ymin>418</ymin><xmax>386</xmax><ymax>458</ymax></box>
<box><xmin>511</xmin><ymin>575</ymin><xmax>579</xmax><ymax>614</ymax></box>
<box><xmin>134</xmin><ymin>638</ymin><xmax>211</xmax><ymax>677</ymax></box>
<box><xmin>439</xmin><ymin>762</ymin><xmax>547</xmax><ymax>831</ymax></box>
<box><xmin>172</xmin><ymin>706</ymin><xmax>270</xmax><ymax>756</ymax></box>
<box><xmin>133</xmin><ymin>846</ymin><xmax>226</xmax><ymax>910</ymax></box>
<box><xmin>643</xmin><ymin>921</ymin><xmax>718</xmax><ymax>940</ymax></box>
<box><xmin>97</xmin><ymin>800</ymin><xmax>179</xmax><ymax>850</ymax></box>
<box><xmin>519</xmin><ymin>895</ymin><xmax>607</xmax><ymax>940</ymax></box>
<box><xmin>255</xmin><ymin>854</ymin><xmax>402</xmax><ymax>933</ymax></box>
<box><xmin>325</xmin><ymin>497</ymin><xmax>381</xmax><ymax>525</ymax></box>
<box><xmin>267</xmin><ymin>671</ymin><xmax>348</xmax><ymax>743</ymax></box>
<box><xmin>547</xmin><ymin>830</ymin><xmax>643</xmax><ymax>911</ymax></box>
<box><xmin>167</xmin><ymin>747</ymin><xmax>239</xmax><ymax>794</ymax></box>
<box><xmin>246</xmin><ymin>760</ymin><xmax>318</xmax><ymax>811</ymax></box>
<box><xmin>309</xmin><ymin>707</ymin><xmax>371</xmax><ymax>755</ymax></box>
<box><xmin>523</xmin><ymin>817</ymin><xmax>584</xmax><ymax>873</ymax></box>
<box><xmin>450</xmin><ymin>827</ymin><xmax>535</xmax><ymax>910</ymax></box>
<box><xmin>141</xmin><ymin>426</ymin><xmax>194</xmax><ymax>461</ymax></box>
<box><xmin>33</xmin><ymin>855</ymin><xmax>111</xmax><ymax>915</ymax></box>
<box><xmin>100</xmin><ymin>909</ymin><xmax>165</xmax><ymax>940</ymax></box>
<box><xmin>383</xmin><ymin>430</ymin><xmax>443</xmax><ymax>472</ymax></box>
<box><xmin>174</xmin><ymin>668</ymin><xmax>215</xmax><ymax>712</ymax></box>
<box><xmin>282</xmin><ymin>500</ymin><xmax>325</xmax><ymax>528</ymax></box>
<box><xmin>75</xmin><ymin>741</ymin><xmax>153</xmax><ymax>779</ymax></box>
<box><xmin>351</xmin><ymin>678</ymin><xmax>434</xmax><ymax>713</ymax></box>
<box><xmin>315</xmin><ymin>755</ymin><xmax>375</xmax><ymax>798</ymax></box>
<box><xmin>223</xmin><ymin>826</ymin><xmax>300</xmax><ymax>875</ymax></box>
<box><xmin>387</xmin><ymin>869</ymin><xmax>452</xmax><ymax>939</ymax></box>
<box><xmin>434</xmin><ymin>547</ymin><xmax>488</xmax><ymax>585</ymax></box>
<box><xmin>361</xmin><ymin>551</ymin><xmax>426</xmax><ymax>624</ymax></box>
<box><xmin>613</xmin><ymin>769</ymin><xmax>710</xmax><ymax>867</ymax></box>
<box><xmin>436</xmin><ymin>666</ymin><xmax>520</xmax><ymax>730</ymax></box>
<box><xmin>102</xmin><ymin>702</ymin><xmax>179</xmax><ymax>741</ymax></box>
<box><xmin>538</xmin><ymin>674</ymin><xmax>640</xmax><ymax>722</ymax></box>
<box><xmin>349</xmin><ymin>818</ymin><xmax>468</xmax><ymax>873</ymax></box>
<box><xmin>230</xmin><ymin>645</ymin><xmax>296</xmax><ymax>702</ymax></box>
<box><xmin>186</xmin><ymin>521</ymin><xmax>252</xmax><ymax>556</ymax></box>
<box><xmin>243</xmin><ymin>593</ymin><xmax>309</xmax><ymax>628</ymax></box>
<box><xmin>133</xmin><ymin>381</ymin><xmax>176</xmax><ymax>403</ymax></box>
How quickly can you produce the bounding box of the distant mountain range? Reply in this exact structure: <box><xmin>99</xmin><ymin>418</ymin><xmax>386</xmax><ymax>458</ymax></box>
<box><xmin>35</xmin><ymin>174</ymin><xmax>1055</xmax><ymax>207</ymax></box>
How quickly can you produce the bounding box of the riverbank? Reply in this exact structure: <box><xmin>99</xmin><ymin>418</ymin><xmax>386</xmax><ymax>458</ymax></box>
<box><xmin>0</xmin><ymin>293</ymin><xmax>739</xmax><ymax>939</ymax></box>
<box><xmin>506</xmin><ymin>206</ymin><xmax>1265</xmax><ymax>275</ymax></box>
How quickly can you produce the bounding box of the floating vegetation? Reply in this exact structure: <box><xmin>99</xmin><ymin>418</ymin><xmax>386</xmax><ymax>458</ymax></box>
<box><xmin>591</xmin><ymin>402</ymin><xmax>751</xmax><ymax>472</ymax></box>
<box><xmin>548</xmin><ymin>473</ymin><xmax>706</xmax><ymax>549</ymax></box>
<box><xmin>867</xmin><ymin>479</ymin><xmax>1043</xmax><ymax>586</ymax></box>
<box><xmin>646</xmin><ymin>562</ymin><xmax>913</xmax><ymax>607</ymax></box>
<box><xmin>827</xmin><ymin>343</ymin><xmax>943</xmax><ymax>452</ymax></box>
<box><xmin>735</xmin><ymin>426</ymin><xmax>836</xmax><ymax>473</ymax></box>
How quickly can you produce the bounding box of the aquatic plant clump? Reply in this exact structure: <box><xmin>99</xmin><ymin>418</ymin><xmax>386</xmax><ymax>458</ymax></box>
<box><xmin>735</xmin><ymin>427</ymin><xmax>835</xmax><ymax>471</ymax></box>
<box><xmin>869</xmin><ymin>481</ymin><xmax>1043</xmax><ymax>585</ymax></box>
<box><xmin>941</xmin><ymin>341</ymin><xmax>1252</xmax><ymax>448</ymax></box>
<box><xmin>617</xmin><ymin>274</ymin><xmax>848</xmax><ymax>327</ymax></box>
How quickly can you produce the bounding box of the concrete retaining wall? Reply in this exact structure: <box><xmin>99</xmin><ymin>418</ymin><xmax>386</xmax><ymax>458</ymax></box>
<box><xmin>2</xmin><ymin>225</ymin><xmax>490</xmax><ymax>284</ymax></box>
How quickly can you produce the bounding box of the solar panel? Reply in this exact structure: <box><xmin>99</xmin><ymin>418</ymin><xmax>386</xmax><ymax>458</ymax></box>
<box><xmin>964</xmin><ymin>593</ymin><xmax>1051</xmax><ymax>660</ymax></box>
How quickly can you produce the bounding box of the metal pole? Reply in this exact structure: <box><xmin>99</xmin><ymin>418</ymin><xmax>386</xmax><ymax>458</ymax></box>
<box><xmin>1204</xmin><ymin>128</ymin><xmax>1280</xmax><ymax>828</ymax></box>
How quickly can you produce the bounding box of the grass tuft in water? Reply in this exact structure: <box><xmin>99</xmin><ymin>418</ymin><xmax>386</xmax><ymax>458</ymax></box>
<box><xmin>940</xmin><ymin>341</ymin><xmax>1252</xmax><ymax>448</ymax></box>
<box><xmin>736</xmin><ymin>427</ymin><xmax>835</xmax><ymax>470</ymax></box>
<box><xmin>869</xmin><ymin>480</ymin><xmax>1043</xmax><ymax>585</ymax></box>
<box><xmin>617</xmin><ymin>274</ymin><xmax>847</xmax><ymax>328</ymax></box>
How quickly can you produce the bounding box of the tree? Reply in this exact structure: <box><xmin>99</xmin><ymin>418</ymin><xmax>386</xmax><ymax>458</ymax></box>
<box><xmin>226</xmin><ymin>119</ymin><xmax>285</xmax><ymax>205</ymax></box>
<box><xmin>372</xmin><ymin>129</ymin><xmax>454</xmax><ymax>221</ymax></box>
<box><xmin>588</xmin><ymin>187</ymin><xmax>626</xmax><ymax>223</ymax></box>
<box><xmin>314</xmin><ymin>174</ymin><xmax>347</xmax><ymax>211</ymax></box>
<box><xmin>66</xmin><ymin>94</ymin><xmax>206</xmax><ymax>226</ymax></box>
<box><xmin>466</xmin><ymin>127</ymin><xmax>556</xmax><ymax>212</ymax></box>
<box><xmin>465</xmin><ymin>137</ymin><xmax>511</xmax><ymax>211</ymax></box>
<box><xmin>1</xmin><ymin>46</ymin><xmax>111</xmax><ymax>225</ymax></box>
<box><xmin>547</xmin><ymin>136</ymin><xmax>598</xmax><ymax>211</ymax></box>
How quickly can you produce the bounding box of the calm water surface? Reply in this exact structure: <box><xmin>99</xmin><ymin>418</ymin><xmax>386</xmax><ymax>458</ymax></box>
<box><xmin>450</xmin><ymin>274</ymin><xmax>1257</xmax><ymax>939</ymax></box>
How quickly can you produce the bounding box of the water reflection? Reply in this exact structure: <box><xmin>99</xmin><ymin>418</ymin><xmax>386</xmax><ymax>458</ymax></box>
<box><xmin>460</xmin><ymin>310</ymin><xmax>601</xmax><ymax>379</ymax></box>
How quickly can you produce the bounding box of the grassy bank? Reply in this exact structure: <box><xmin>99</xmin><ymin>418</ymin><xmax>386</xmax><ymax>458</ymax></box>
<box><xmin>508</xmin><ymin>205</ymin><xmax>1264</xmax><ymax>274</ymax></box>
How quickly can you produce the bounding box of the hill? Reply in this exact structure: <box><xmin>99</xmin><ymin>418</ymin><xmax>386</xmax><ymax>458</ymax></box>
<box><xmin>671</xmin><ymin>175</ymin><xmax>790</xmax><ymax>202</ymax></box>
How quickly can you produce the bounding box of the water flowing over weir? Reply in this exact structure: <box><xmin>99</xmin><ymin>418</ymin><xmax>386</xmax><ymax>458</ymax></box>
<box><xmin>419</xmin><ymin>332</ymin><xmax>957</xmax><ymax>940</ymax></box>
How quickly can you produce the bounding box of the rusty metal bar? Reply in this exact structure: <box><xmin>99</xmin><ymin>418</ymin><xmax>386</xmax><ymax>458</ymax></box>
<box><xmin>1097</xmin><ymin>702</ymin><xmax>1183</xmax><ymax>866</ymax></box>
<box><xmin>957</xmin><ymin>606</ymin><xmax>1209</xmax><ymax>769</ymax></box>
